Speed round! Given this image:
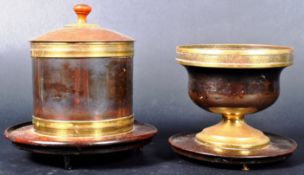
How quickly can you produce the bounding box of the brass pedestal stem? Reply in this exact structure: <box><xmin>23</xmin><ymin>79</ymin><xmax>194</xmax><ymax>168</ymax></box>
<box><xmin>195</xmin><ymin>114</ymin><xmax>270</xmax><ymax>149</ymax></box>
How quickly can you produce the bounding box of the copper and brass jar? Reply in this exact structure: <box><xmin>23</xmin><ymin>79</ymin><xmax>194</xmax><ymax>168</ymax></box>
<box><xmin>169</xmin><ymin>44</ymin><xmax>297</xmax><ymax>169</ymax></box>
<box><xmin>31</xmin><ymin>5</ymin><xmax>134</xmax><ymax>138</ymax></box>
<box><xmin>5</xmin><ymin>4</ymin><xmax>157</xmax><ymax>167</ymax></box>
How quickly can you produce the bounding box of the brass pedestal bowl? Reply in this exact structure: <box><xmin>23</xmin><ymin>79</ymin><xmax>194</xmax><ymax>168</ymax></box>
<box><xmin>169</xmin><ymin>44</ymin><xmax>297</xmax><ymax>168</ymax></box>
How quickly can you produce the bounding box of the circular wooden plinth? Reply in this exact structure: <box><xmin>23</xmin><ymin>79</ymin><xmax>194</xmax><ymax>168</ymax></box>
<box><xmin>169</xmin><ymin>133</ymin><xmax>297</xmax><ymax>167</ymax></box>
<box><xmin>5</xmin><ymin>121</ymin><xmax>157</xmax><ymax>155</ymax></box>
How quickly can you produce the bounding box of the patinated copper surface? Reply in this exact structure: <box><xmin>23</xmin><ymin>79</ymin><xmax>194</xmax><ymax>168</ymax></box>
<box><xmin>33</xmin><ymin>58</ymin><xmax>132</xmax><ymax>121</ymax></box>
<box><xmin>186</xmin><ymin>67</ymin><xmax>281</xmax><ymax>113</ymax></box>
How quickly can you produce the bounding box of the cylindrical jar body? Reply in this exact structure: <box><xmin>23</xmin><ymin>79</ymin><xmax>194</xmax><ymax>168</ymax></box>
<box><xmin>32</xmin><ymin>57</ymin><xmax>133</xmax><ymax>136</ymax></box>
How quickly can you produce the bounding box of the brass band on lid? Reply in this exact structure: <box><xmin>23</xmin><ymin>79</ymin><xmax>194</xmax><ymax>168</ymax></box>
<box><xmin>33</xmin><ymin>115</ymin><xmax>134</xmax><ymax>137</ymax></box>
<box><xmin>31</xmin><ymin>42</ymin><xmax>134</xmax><ymax>58</ymax></box>
<box><xmin>31</xmin><ymin>4</ymin><xmax>134</xmax><ymax>58</ymax></box>
<box><xmin>176</xmin><ymin>44</ymin><xmax>293</xmax><ymax>68</ymax></box>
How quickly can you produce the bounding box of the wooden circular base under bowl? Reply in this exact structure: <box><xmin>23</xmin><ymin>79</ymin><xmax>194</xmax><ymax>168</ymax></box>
<box><xmin>5</xmin><ymin>121</ymin><xmax>157</xmax><ymax>155</ymax></box>
<box><xmin>169</xmin><ymin>133</ymin><xmax>297</xmax><ymax>169</ymax></box>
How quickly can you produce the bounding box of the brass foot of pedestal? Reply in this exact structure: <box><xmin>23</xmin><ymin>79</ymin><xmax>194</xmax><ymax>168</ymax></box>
<box><xmin>196</xmin><ymin>113</ymin><xmax>270</xmax><ymax>150</ymax></box>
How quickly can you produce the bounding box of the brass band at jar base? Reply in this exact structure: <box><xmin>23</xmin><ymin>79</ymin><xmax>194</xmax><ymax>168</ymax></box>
<box><xmin>31</xmin><ymin>42</ymin><xmax>134</xmax><ymax>58</ymax></box>
<box><xmin>33</xmin><ymin>115</ymin><xmax>134</xmax><ymax>137</ymax></box>
<box><xmin>176</xmin><ymin>44</ymin><xmax>293</xmax><ymax>68</ymax></box>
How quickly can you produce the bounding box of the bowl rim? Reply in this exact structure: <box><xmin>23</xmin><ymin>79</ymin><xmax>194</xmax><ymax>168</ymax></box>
<box><xmin>176</xmin><ymin>44</ymin><xmax>293</xmax><ymax>69</ymax></box>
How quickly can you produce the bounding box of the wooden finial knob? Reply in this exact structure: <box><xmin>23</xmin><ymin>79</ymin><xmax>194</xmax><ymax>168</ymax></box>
<box><xmin>74</xmin><ymin>4</ymin><xmax>92</xmax><ymax>24</ymax></box>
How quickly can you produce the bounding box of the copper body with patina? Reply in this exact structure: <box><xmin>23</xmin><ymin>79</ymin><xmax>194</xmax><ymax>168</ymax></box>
<box><xmin>32</xmin><ymin>57</ymin><xmax>133</xmax><ymax>136</ymax></box>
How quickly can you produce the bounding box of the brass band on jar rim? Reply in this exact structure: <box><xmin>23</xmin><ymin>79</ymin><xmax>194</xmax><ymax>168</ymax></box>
<box><xmin>176</xmin><ymin>44</ymin><xmax>293</xmax><ymax>68</ymax></box>
<box><xmin>31</xmin><ymin>42</ymin><xmax>134</xmax><ymax>58</ymax></box>
<box><xmin>33</xmin><ymin>115</ymin><xmax>134</xmax><ymax>137</ymax></box>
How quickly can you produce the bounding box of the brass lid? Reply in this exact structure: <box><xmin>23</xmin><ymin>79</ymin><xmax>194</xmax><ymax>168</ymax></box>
<box><xmin>31</xmin><ymin>4</ymin><xmax>134</xmax><ymax>58</ymax></box>
<box><xmin>176</xmin><ymin>44</ymin><xmax>293</xmax><ymax>68</ymax></box>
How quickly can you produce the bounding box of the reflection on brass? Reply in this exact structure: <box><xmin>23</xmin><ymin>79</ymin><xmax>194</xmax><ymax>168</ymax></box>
<box><xmin>33</xmin><ymin>115</ymin><xmax>134</xmax><ymax>137</ymax></box>
<box><xmin>195</xmin><ymin>113</ymin><xmax>270</xmax><ymax>149</ymax></box>
<box><xmin>177</xmin><ymin>44</ymin><xmax>293</xmax><ymax>150</ymax></box>
<box><xmin>208</xmin><ymin>107</ymin><xmax>257</xmax><ymax>115</ymax></box>
<box><xmin>31</xmin><ymin>42</ymin><xmax>134</xmax><ymax>58</ymax></box>
<box><xmin>177</xmin><ymin>44</ymin><xmax>293</xmax><ymax>68</ymax></box>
